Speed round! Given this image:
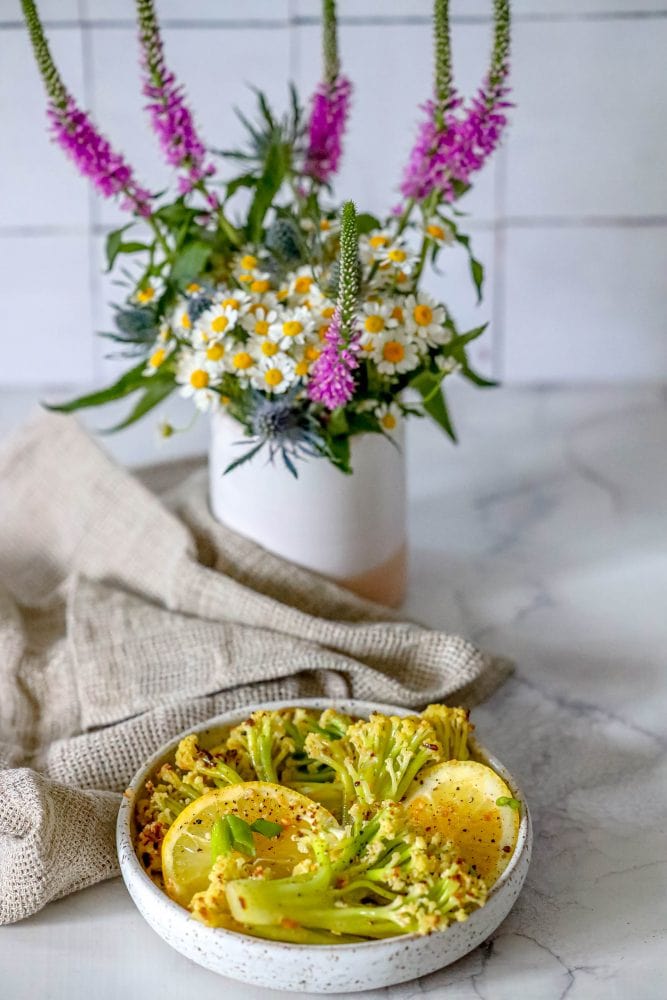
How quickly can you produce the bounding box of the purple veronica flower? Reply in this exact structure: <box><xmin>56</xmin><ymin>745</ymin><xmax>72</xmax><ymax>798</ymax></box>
<box><xmin>307</xmin><ymin>306</ymin><xmax>360</xmax><ymax>410</ymax></box>
<box><xmin>400</xmin><ymin>76</ymin><xmax>510</xmax><ymax>203</ymax></box>
<box><xmin>48</xmin><ymin>98</ymin><xmax>152</xmax><ymax>216</ymax></box>
<box><xmin>137</xmin><ymin>0</ymin><xmax>217</xmax><ymax>205</ymax></box>
<box><xmin>304</xmin><ymin>75</ymin><xmax>352</xmax><ymax>185</ymax></box>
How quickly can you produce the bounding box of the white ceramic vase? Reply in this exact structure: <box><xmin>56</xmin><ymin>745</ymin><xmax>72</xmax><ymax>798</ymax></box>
<box><xmin>209</xmin><ymin>412</ymin><xmax>407</xmax><ymax>606</ymax></box>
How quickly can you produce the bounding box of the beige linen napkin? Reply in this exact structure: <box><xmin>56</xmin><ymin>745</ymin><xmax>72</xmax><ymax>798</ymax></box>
<box><xmin>0</xmin><ymin>413</ymin><xmax>510</xmax><ymax>924</ymax></box>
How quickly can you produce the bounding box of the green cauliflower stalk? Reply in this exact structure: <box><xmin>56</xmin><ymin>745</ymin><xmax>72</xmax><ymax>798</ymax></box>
<box><xmin>304</xmin><ymin>714</ymin><xmax>442</xmax><ymax>818</ymax></box>
<box><xmin>420</xmin><ymin>705</ymin><xmax>472</xmax><ymax>761</ymax></box>
<box><xmin>223</xmin><ymin>802</ymin><xmax>486</xmax><ymax>940</ymax></box>
<box><xmin>225</xmin><ymin>710</ymin><xmax>295</xmax><ymax>783</ymax></box>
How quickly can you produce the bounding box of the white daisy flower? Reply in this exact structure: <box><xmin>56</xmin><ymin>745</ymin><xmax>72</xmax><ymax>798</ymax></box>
<box><xmin>224</xmin><ymin>345</ymin><xmax>257</xmax><ymax>383</ymax></box>
<box><xmin>359</xmin><ymin>300</ymin><xmax>398</xmax><ymax>355</ymax></box>
<box><xmin>240</xmin><ymin>306</ymin><xmax>278</xmax><ymax>339</ymax></box>
<box><xmin>213</xmin><ymin>288</ymin><xmax>252</xmax><ymax>314</ymax></box>
<box><xmin>193</xmin><ymin>303</ymin><xmax>239</xmax><ymax>347</ymax></box>
<box><xmin>359</xmin><ymin>230</ymin><xmax>393</xmax><ymax>265</ymax></box>
<box><xmin>424</xmin><ymin>217</ymin><xmax>455</xmax><ymax>247</ymax></box>
<box><xmin>132</xmin><ymin>280</ymin><xmax>162</xmax><ymax>306</ymax></box>
<box><xmin>376</xmin><ymin>401</ymin><xmax>401</xmax><ymax>433</ymax></box>
<box><xmin>143</xmin><ymin>341</ymin><xmax>174</xmax><ymax>377</ymax></box>
<box><xmin>372</xmin><ymin>329</ymin><xmax>420</xmax><ymax>376</ymax></box>
<box><xmin>435</xmin><ymin>355</ymin><xmax>461</xmax><ymax>375</ymax></box>
<box><xmin>176</xmin><ymin>351</ymin><xmax>222</xmax><ymax>411</ymax></box>
<box><xmin>269</xmin><ymin>306</ymin><xmax>315</xmax><ymax>349</ymax></box>
<box><xmin>289</xmin><ymin>266</ymin><xmax>318</xmax><ymax>300</ymax></box>
<box><xmin>292</xmin><ymin>341</ymin><xmax>322</xmax><ymax>379</ymax></box>
<box><xmin>405</xmin><ymin>293</ymin><xmax>449</xmax><ymax>347</ymax></box>
<box><xmin>171</xmin><ymin>300</ymin><xmax>194</xmax><ymax>337</ymax></box>
<box><xmin>376</xmin><ymin>243</ymin><xmax>416</xmax><ymax>275</ymax></box>
<box><xmin>245</xmin><ymin>272</ymin><xmax>273</xmax><ymax>296</ymax></box>
<box><xmin>250</xmin><ymin>353</ymin><xmax>297</xmax><ymax>395</ymax></box>
<box><xmin>233</xmin><ymin>251</ymin><xmax>261</xmax><ymax>286</ymax></box>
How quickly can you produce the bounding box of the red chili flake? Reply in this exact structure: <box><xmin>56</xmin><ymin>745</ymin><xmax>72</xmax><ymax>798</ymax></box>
<box><xmin>502</xmin><ymin>845</ymin><xmax>512</xmax><ymax>853</ymax></box>
<box><xmin>239</xmin><ymin>896</ymin><xmax>247</xmax><ymax>909</ymax></box>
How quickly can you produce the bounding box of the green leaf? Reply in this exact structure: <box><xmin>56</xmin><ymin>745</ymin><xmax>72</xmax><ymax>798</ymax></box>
<box><xmin>247</xmin><ymin>140</ymin><xmax>287</xmax><ymax>243</ymax></box>
<box><xmin>327</xmin><ymin>408</ymin><xmax>349</xmax><ymax>438</ymax></box>
<box><xmin>225</xmin><ymin>173</ymin><xmax>257</xmax><ymax>201</ymax></box>
<box><xmin>223</xmin><ymin>440</ymin><xmax>265</xmax><ymax>475</ymax></box>
<box><xmin>251</xmin><ymin>818</ymin><xmax>282</xmax><ymax>839</ymax></box>
<box><xmin>410</xmin><ymin>371</ymin><xmax>457</xmax><ymax>442</ymax></box>
<box><xmin>105</xmin><ymin>224</ymin><xmax>133</xmax><ymax>271</ymax></box>
<box><xmin>327</xmin><ymin>434</ymin><xmax>352</xmax><ymax>474</ymax></box>
<box><xmin>454</xmin><ymin>231</ymin><xmax>484</xmax><ymax>302</ymax></box>
<box><xmin>169</xmin><ymin>241</ymin><xmax>212</xmax><ymax>288</ymax></box>
<box><xmin>355</xmin><ymin>213</ymin><xmax>381</xmax><ymax>235</ymax></box>
<box><xmin>449</xmin><ymin>323</ymin><xmax>488</xmax><ymax>351</ymax></box>
<box><xmin>100</xmin><ymin>376</ymin><xmax>175</xmax><ymax>433</ymax></box>
<box><xmin>227</xmin><ymin>814</ymin><xmax>256</xmax><ymax>857</ymax></box>
<box><xmin>460</xmin><ymin>361</ymin><xmax>498</xmax><ymax>388</ymax></box>
<box><xmin>211</xmin><ymin>816</ymin><xmax>233</xmax><ymax>862</ymax></box>
<box><xmin>44</xmin><ymin>361</ymin><xmax>147</xmax><ymax>413</ymax></box>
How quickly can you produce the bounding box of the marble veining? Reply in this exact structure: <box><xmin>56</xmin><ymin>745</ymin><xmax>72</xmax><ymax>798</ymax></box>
<box><xmin>1</xmin><ymin>386</ymin><xmax>665</xmax><ymax>999</ymax></box>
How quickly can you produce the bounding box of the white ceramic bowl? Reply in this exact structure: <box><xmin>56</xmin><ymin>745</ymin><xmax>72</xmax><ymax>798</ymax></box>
<box><xmin>117</xmin><ymin>698</ymin><xmax>532</xmax><ymax>994</ymax></box>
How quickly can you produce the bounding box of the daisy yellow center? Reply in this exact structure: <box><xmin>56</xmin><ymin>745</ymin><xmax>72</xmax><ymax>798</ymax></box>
<box><xmin>321</xmin><ymin>306</ymin><xmax>335</xmax><ymax>319</ymax></box>
<box><xmin>320</xmin><ymin>219</ymin><xmax>331</xmax><ymax>231</ymax></box>
<box><xmin>222</xmin><ymin>297</ymin><xmax>240</xmax><ymax>309</ymax></box>
<box><xmin>255</xmin><ymin>319</ymin><xmax>269</xmax><ymax>336</ymax></box>
<box><xmin>251</xmin><ymin>279</ymin><xmax>270</xmax><ymax>294</ymax></box>
<box><xmin>206</xmin><ymin>343</ymin><xmax>225</xmax><ymax>361</ymax></box>
<box><xmin>264</xmin><ymin>368</ymin><xmax>284</xmax><ymax>387</ymax></box>
<box><xmin>211</xmin><ymin>315</ymin><xmax>229</xmax><ymax>334</ymax></box>
<box><xmin>149</xmin><ymin>347</ymin><xmax>166</xmax><ymax>368</ymax></box>
<box><xmin>294</xmin><ymin>276</ymin><xmax>313</xmax><ymax>294</ymax></box>
<box><xmin>261</xmin><ymin>341</ymin><xmax>278</xmax><ymax>357</ymax></box>
<box><xmin>186</xmin><ymin>282</ymin><xmax>202</xmax><ymax>294</ymax></box>
<box><xmin>381</xmin><ymin>413</ymin><xmax>397</xmax><ymax>430</ymax></box>
<box><xmin>283</xmin><ymin>321</ymin><xmax>303</xmax><ymax>338</ymax></box>
<box><xmin>136</xmin><ymin>287</ymin><xmax>155</xmax><ymax>304</ymax></box>
<box><xmin>426</xmin><ymin>224</ymin><xmax>446</xmax><ymax>240</ymax></box>
<box><xmin>388</xmin><ymin>248</ymin><xmax>407</xmax><ymax>263</ymax></box>
<box><xmin>240</xmin><ymin>254</ymin><xmax>257</xmax><ymax>270</ymax></box>
<box><xmin>238</xmin><ymin>273</ymin><xmax>252</xmax><ymax>283</ymax></box>
<box><xmin>413</xmin><ymin>304</ymin><xmax>433</xmax><ymax>326</ymax></box>
<box><xmin>363</xmin><ymin>341</ymin><xmax>374</xmax><ymax>352</ymax></box>
<box><xmin>158</xmin><ymin>328</ymin><xmax>171</xmax><ymax>343</ymax></box>
<box><xmin>382</xmin><ymin>340</ymin><xmax>405</xmax><ymax>364</ymax></box>
<box><xmin>189</xmin><ymin>369</ymin><xmax>209</xmax><ymax>389</ymax></box>
<box><xmin>396</xmin><ymin>271</ymin><xmax>409</xmax><ymax>284</ymax></box>
<box><xmin>233</xmin><ymin>351</ymin><xmax>253</xmax><ymax>370</ymax></box>
<box><xmin>391</xmin><ymin>306</ymin><xmax>404</xmax><ymax>322</ymax></box>
<box><xmin>370</xmin><ymin>235</ymin><xmax>389</xmax><ymax>249</ymax></box>
<box><xmin>295</xmin><ymin>360</ymin><xmax>309</xmax><ymax>376</ymax></box>
<box><xmin>365</xmin><ymin>315</ymin><xmax>385</xmax><ymax>334</ymax></box>
<box><xmin>277</xmin><ymin>288</ymin><xmax>289</xmax><ymax>302</ymax></box>
<box><xmin>305</xmin><ymin>345</ymin><xmax>320</xmax><ymax>362</ymax></box>
<box><xmin>181</xmin><ymin>312</ymin><xmax>191</xmax><ymax>329</ymax></box>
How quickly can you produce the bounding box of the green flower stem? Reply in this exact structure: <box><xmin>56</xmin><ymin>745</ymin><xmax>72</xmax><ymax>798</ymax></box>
<box><xmin>322</xmin><ymin>0</ymin><xmax>340</xmax><ymax>85</ymax></box>
<box><xmin>490</xmin><ymin>0</ymin><xmax>511</xmax><ymax>95</ymax></box>
<box><xmin>394</xmin><ymin>198</ymin><xmax>416</xmax><ymax>238</ymax></box>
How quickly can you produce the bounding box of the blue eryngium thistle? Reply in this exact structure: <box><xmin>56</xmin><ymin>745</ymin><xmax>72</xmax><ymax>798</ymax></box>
<box><xmin>225</xmin><ymin>389</ymin><xmax>328</xmax><ymax>478</ymax></box>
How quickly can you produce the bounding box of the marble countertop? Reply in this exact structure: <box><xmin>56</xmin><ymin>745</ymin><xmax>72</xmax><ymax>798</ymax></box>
<box><xmin>1</xmin><ymin>385</ymin><xmax>665</xmax><ymax>999</ymax></box>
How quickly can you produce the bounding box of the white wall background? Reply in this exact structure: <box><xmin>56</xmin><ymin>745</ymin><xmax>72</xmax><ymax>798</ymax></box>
<box><xmin>1</xmin><ymin>0</ymin><xmax>666</xmax><ymax>425</ymax></box>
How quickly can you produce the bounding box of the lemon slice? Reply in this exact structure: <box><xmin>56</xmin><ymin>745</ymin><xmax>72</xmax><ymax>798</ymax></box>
<box><xmin>404</xmin><ymin>760</ymin><xmax>521</xmax><ymax>885</ymax></box>
<box><xmin>161</xmin><ymin>782</ymin><xmax>336</xmax><ymax>907</ymax></box>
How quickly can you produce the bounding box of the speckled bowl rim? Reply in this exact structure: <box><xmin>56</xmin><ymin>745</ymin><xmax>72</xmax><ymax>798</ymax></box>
<box><xmin>117</xmin><ymin>697</ymin><xmax>531</xmax><ymax>954</ymax></box>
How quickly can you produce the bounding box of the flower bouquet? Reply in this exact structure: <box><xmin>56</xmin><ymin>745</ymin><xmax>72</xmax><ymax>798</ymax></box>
<box><xmin>22</xmin><ymin>0</ymin><xmax>511</xmax><ymax>603</ymax></box>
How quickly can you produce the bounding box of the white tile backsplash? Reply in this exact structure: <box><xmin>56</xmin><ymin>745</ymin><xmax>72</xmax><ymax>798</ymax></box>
<box><xmin>503</xmin><ymin>224</ymin><xmax>667</xmax><ymax>381</ymax></box>
<box><xmin>1</xmin><ymin>233</ymin><xmax>94</xmax><ymax>383</ymax></box>
<box><xmin>1</xmin><ymin>0</ymin><xmax>667</xmax><ymax>394</ymax></box>
<box><xmin>505</xmin><ymin>17</ymin><xmax>667</xmax><ymax>218</ymax></box>
<box><xmin>0</xmin><ymin>26</ymin><xmax>89</xmax><ymax>228</ymax></box>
